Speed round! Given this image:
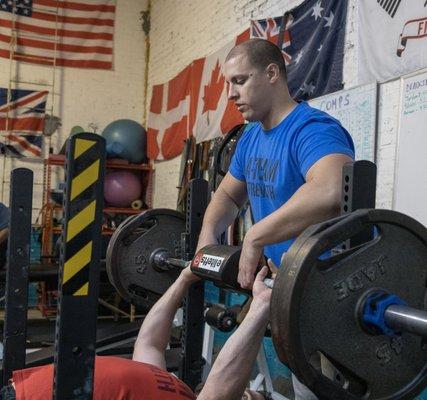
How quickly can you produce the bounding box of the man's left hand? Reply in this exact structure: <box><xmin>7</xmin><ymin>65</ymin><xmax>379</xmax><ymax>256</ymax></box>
<box><xmin>238</xmin><ymin>235</ymin><xmax>263</xmax><ymax>289</ymax></box>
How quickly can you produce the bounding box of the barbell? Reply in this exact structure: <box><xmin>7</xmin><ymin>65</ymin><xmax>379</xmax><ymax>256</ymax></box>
<box><xmin>106</xmin><ymin>208</ymin><xmax>427</xmax><ymax>399</ymax></box>
<box><xmin>106</xmin><ymin>209</ymin><xmax>271</xmax><ymax>307</ymax></box>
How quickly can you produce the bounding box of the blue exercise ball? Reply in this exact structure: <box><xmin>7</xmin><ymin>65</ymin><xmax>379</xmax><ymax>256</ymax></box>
<box><xmin>102</xmin><ymin>119</ymin><xmax>147</xmax><ymax>164</ymax></box>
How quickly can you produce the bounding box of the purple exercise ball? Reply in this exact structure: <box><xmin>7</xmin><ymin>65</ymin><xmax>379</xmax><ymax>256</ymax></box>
<box><xmin>104</xmin><ymin>171</ymin><xmax>142</xmax><ymax>207</ymax></box>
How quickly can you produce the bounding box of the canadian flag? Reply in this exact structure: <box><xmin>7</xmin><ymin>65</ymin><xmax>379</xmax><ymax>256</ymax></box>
<box><xmin>147</xmin><ymin>30</ymin><xmax>249</xmax><ymax>160</ymax></box>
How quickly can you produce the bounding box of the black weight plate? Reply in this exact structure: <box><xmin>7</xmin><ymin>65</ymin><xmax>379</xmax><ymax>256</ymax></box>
<box><xmin>271</xmin><ymin>209</ymin><xmax>427</xmax><ymax>400</ymax></box>
<box><xmin>106</xmin><ymin>209</ymin><xmax>185</xmax><ymax>309</ymax></box>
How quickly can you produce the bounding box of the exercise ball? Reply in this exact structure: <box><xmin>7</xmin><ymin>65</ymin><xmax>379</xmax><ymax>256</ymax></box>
<box><xmin>70</xmin><ymin>125</ymin><xmax>84</xmax><ymax>135</ymax></box>
<box><xmin>59</xmin><ymin>126</ymin><xmax>85</xmax><ymax>154</ymax></box>
<box><xmin>104</xmin><ymin>171</ymin><xmax>142</xmax><ymax>208</ymax></box>
<box><xmin>102</xmin><ymin>119</ymin><xmax>147</xmax><ymax>164</ymax></box>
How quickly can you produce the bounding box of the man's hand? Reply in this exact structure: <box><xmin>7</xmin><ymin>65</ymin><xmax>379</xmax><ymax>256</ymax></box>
<box><xmin>267</xmin><ymin>257</ymin><xmax>279</xmax><ymax>276</ymax></box>
<box><xmin>237</xmin><ymin>235</ymin><xmax>263</xmax><ymax>289</ymax></box>
<box><xmin>252</xmin><ymin>259</ymin><xmax>278</xmax><ymax>303</ymax></box>
<box><xmin>252</xmin><ymin>266</ymin><xmax>273</xmax><ymax>304</ymax></box>
<box><xmin>180</xmin><ymin>264</ymin><xmax>201</xmax><ymax>285</ymax></box>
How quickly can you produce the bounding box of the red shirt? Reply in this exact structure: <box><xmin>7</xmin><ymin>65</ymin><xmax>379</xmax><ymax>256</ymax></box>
<box><xmin>13</xmin><ymin>356</ymin><xmax>196</xmax><ymax>400</ymax></box>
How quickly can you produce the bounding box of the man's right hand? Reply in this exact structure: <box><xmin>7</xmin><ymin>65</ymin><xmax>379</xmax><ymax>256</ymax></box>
<box><xmin>252</xmin><ymin>258</ymin><xmax>279</xmax><ymax>303</ymax></box>
<box><xmin>180</xmin><ymin>264</ymin><xmax>201</xmax><ymax>285</ymax></box>
<box><xmin>252</xmin><ymin>266</ymin><xmax>274</xmax><ymax>304</ymax></box>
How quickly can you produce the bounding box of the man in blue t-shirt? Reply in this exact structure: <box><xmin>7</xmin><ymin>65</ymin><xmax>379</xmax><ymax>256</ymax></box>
<box><xmin>197</xmin><ymin>38</ymin><xmax>354</xmax><ymax>288</ymax></box>
<box><xmin>0</xmin><ymin>202</ymin><xmax>10</xmax><ymax>268</ymax></box>
<box><xmin>195</xmin><ymin>39</ymin><xmax>354</xmax><ymax>399</ymax></box>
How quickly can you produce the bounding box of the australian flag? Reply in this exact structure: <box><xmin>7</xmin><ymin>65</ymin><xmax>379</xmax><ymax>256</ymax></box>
<box><xmin>251</xmin><ymin>0</ymin><xmax>348</xmax><ymax>101</ymax></box>
<box><xmin>0</xmin><ymin>88</ymin><xmax>47</xmax><ymax>157</ymax></box>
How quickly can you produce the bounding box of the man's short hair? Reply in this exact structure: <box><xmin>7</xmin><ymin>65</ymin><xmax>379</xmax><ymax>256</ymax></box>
<box><xmin>225</xmin><ymin>38</ymin><xmax>287</xmax><ymax>81</ymax></box>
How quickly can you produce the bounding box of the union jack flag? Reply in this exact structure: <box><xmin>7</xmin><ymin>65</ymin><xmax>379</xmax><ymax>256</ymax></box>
<box><xmin>0</xmin><ymin>88</ymin><xmax>48</xmax><ymax>157</ymax></box>
<box><xmin>250</xmin><ymin>16</ymin><xmax>293</xmax><ymax>64</ymax></box>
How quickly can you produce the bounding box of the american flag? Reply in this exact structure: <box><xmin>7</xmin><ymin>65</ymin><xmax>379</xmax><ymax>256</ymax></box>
<box><xmin>0</xmin><ymin>0</ymin><xmax>115</xmax><ymax>69</ymax></box>
<box><xmin>0</xmin><ymin>88</ymin><xmax>48</xmax><ymax>157</ymax></box>
<box><xmin>251</xmin><ymin>0</ymin><xmax>348</xmax><ymax>101</ymax></box>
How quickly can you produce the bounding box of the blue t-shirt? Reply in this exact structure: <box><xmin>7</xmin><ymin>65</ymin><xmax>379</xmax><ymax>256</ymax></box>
<box><xmin>0</xmin><ymin>203</ymin><xmax>10</xmax><ymax>230</ymax></box>
<box><xmin>229</xmin><ymin>102</ymin><xmax>355</xmax><ymax>266</ymax></box>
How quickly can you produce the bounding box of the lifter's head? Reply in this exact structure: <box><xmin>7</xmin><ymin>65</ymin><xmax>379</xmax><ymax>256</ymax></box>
<box><xmin>224</xmin><ymin>38</ymin><xmax>290</xmax><ymax>125</ymax></box>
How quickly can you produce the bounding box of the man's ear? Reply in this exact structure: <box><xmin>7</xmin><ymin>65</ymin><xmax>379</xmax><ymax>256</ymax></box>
<box><xmin>266</xmin><ymin>63</ymin><xmax>280</xmax><ymax>83</ymax></box>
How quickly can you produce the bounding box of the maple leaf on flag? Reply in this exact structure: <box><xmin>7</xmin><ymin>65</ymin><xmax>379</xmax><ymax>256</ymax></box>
<box><xmin>202</xmin><ymin>60</ymin><xmax>225</xmax><ymax>114</ymax></box>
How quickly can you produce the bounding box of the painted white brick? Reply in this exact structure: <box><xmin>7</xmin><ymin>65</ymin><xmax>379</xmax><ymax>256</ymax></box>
<box><xmin>376</xmin><ymin>79</ymin><xmax>401</xmax><ymax>209</ymax></box>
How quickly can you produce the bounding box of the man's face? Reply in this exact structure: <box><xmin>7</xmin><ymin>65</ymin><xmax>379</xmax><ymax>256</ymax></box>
<box><xmin>224</xmin><ymin>54</ymin><xmax>271</xmax><ymax>123</ymax></box>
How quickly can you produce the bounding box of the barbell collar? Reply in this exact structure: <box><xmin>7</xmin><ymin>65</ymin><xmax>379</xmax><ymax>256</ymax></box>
<box><xmin>385</xmin><ymin>305</ymin><xmax>427</xmax><ymax>338</ymax></box>
<box><xmin>166</xmin><ymin>258</ymin><xmax>191</xmax><ymax>269</ymax></box>
<box><xmin>150</xmin><ymin>248</ymin><xmax>174</xmax><ymax>271</ymax></box>
<box><xmin>150</xmin><ymin>249</ymin><xmax>190</xmax><ymax>271</ymax></box>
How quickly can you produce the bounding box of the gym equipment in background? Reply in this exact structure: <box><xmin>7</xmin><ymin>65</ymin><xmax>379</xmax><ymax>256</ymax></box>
<box><xmin>102</xmin><ymin>119</ymin><xmax>147</xmax><ymax>164</ymax></box>
<box><xmin>104</xmin><ymin>170</ymin><xmax>142</xmax><ymax>208</ymax></box>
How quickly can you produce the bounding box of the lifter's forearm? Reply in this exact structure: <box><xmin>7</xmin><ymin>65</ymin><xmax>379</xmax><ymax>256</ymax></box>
<box><xmin>197</xmin><ymin>187</ymin><xmax>241</xmax><ymax>249</ymax></box>
<box><xmin>133</xmin><ymin>272</ymin><xmax>193</xmax><ymax>360</ymax></box>
<box><xmin>198</xmin><ymin>299</ymin><xmax>270</xmax><ymax>400</ymax></box>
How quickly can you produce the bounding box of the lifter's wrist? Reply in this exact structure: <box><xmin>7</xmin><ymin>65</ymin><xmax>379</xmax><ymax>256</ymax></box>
<box><xmin>179</xmin><ymin>267</ymin><xmax>200</xmax><ymax>285</ymax></box>
<box><xmin>196</xmin><ymin>229</ymin><xmax>218</xmax><ymax>251</ymax></box>
<box><xmin>248</xmin><ymin>297</ymin><xmax>270</xmax><ymax>320</ymax></box>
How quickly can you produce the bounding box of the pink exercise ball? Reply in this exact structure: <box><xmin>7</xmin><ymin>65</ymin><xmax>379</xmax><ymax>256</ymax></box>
<box><xmin>104</xmin><ymin>171</ymin><xmax>142</xmax><ymax>207</ymax></box>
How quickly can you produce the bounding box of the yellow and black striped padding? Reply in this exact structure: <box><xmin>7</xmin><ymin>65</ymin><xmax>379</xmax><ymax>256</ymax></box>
<box><xmin>60</xmin><ymin>135</ymin><xmax>104</xmax><ymax>296</ymax></box>
<box><xmin>53</xmin><ymin>132</ymin><xmax>106</xmax><ymax>400</ymax></box>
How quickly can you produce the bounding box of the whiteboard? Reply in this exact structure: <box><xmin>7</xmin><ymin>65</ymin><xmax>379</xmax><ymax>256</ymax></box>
<box><xmin>309</xmin><ymin>83</ymin><xmax>378</xmax><ymax>161</ymax></box>
<box><xmin>394</xmin><ymin>70</ymin><xmax>427</xmax><ymax>227</ymax></box>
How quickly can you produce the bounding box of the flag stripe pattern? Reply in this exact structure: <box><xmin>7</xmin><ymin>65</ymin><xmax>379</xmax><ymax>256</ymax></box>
<box><xmin>0</xmin><ymin>0</ymin><xmax>116</xmax><ymax>69</ymax></box>
<box><xmin>0</xmin><ymin>88</ymin><xmax>48</xmax><ymax>157</ymax></box>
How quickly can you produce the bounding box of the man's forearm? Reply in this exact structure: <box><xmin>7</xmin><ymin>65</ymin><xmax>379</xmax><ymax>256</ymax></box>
<box><xmin>132</xmin><ymin>273</ymin><xmax>193</xmax><ymax>360</ymax></box>
<box><xmin>198</xmin><ymin>299</ymin><xmax>270</xmax><ymax>400</ymax></box>
<box><xmin>197</xmin><ymin>187</ymin><xmax>241</xmax><ymax>249</ymax></box>
<box><xmin>247</xmin><ymin>179</ymin><xmax>341</xmax><ymax>249</ymax></box>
